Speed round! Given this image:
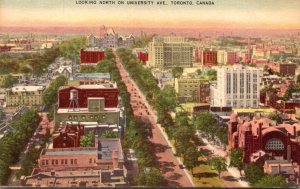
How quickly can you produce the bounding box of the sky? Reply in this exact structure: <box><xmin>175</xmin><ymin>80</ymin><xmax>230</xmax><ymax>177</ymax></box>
<box><xmin>0</xmin><ymin>0</ymin><xmax>300</xmax><ymax>29</ymax></box>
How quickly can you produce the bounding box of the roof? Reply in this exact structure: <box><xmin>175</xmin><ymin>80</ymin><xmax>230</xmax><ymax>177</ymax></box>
<box><xmin>106</xmin><ymin>28</ymin><xmax>116</xmax><ymax>35</ymax></box>
<box><xmin>56</xmin><ymin>107</ymin><xmax>119</xmax><ymax>113</ymax></box>
<box><xmin>59</xmin><ymin>83</ymin><xmax>117</xmax><ymax>91</ymax></box>
<box><xmin>43</xmin><ymin>147</ymin><xmax>97</xmax><ymax>156</ymax></box>
<box><xmin>74</xmin><ymin>73</ymin><xmax>110</xmax><ymax>80</ymax></box>
<box><xmin>11</xmin><ymin>85</ymin><xmax>45</xmax><ymax>92</ymax></box>
<box><xmin>98</xmin><ymin>138</ymin><xmax>123</xmax><ymax>160</ymax></box>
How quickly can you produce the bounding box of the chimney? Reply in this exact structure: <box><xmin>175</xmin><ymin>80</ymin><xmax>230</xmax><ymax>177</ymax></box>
<box><xmin>287</xmin><ymin>145</ymin><xmax>291</xmax><ymax>162</ymax></box>
<box><xmin>294</xmin><ymin>126</ymin><xmax>296</xmax><ymax>138</ymax></box>
<box><xmin>259</xmin><ymin>123</ymin><xmax>263</xmax><ymax>147</ymax></box>
<box><xmin>278</xmin><ymin>164</ymin><xmax>281</xmax><ymax>174</ymax></box>
<box><xmin>112</xmin><ymin>150</ymin><xmax>118</xmax><ymax>169</ymax></box>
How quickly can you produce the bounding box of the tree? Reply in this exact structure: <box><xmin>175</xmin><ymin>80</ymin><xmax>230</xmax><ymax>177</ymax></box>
<box><xmin>0</xmin><ymin>74</ymin><xmax>18</xmax><ymax>88</ymax></box>
<box><xmin>244</xmin><ymin>163</ymin><xmax>265</xmax><ymax>186</ymax></box>
<box><xmin>297</xmin><ymin>74</ymin><xmax>300</xmax><ymax>84</ymax></box>
<box><xmin>80</xmin><ymin>132</ymin><xmax>95</xmax><ymax>147</ymax></box>
<box><xmin>229</xmin><ymin>148</ymin><xmax>244</xmax><ymax>176</ymax></box>
<box><xmin>254</xmin><ymin>175</ymin><xmax>288</xmax><ymax>188</ymax></box>
<box><xmin>155</xmin><ymin>86</ymin><xmax>178</xmax><ymax>113</ymax></box>
<box><xmin>194</xmin><ymin>112</ymin><xmax>217</xmax><ymax>139</ymax></box>
<box><xmin>100</xmin><ymin>131</ymin><xmax>117</xmax><ymax>138</ymax></box>
<box><xmin>183</xmin><ymin>146</ymin><xmax>200</xmax><ymax>174</ymax></box>
<box><xmin>171</xmin><ymin>67</ymin><xmax>183</xmax><ymax>78</ymax></box>
<box><xmin>267</xmin><ymin>112</ymin><xmax>282</xmax><ymax>124</ymax></box>
<box><xmin>137</xmin><ymin>168</ymin><xmax>166</xmax><ymax>187</ymax></box>
<box><xmin>42</xmin><ymin>76</ymin><xmax>67</xmax><ymax>106</ymax></box>
<box><xmin>209</xmin><ymin>156</ymin><xmax>227</xmax><ymax>178</ymax></box>
<box><xmin>196</xmin><ymin>69</ymin><xmax>202</xmax><ymax>76</ymax></box>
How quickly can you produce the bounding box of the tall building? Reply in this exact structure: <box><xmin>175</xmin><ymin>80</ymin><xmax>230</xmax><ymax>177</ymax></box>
<box><xmin>210</xmin><ymin>65</ymin><xmax>260</xmax><ymax>108</ymax></box>
<box><xmin>202</xmin><ymin>50</ymin><xmax>217</xmax><ymax>67</ymax></box>
<box><xmin>217</xmin><ymin>50</ymin><xmax>227</xmax><ymax>64</ymax></box>
<box><xmin>148</xmin><ymin>36</ymin><xmax>193</xmax><ymax>69</ymax></box>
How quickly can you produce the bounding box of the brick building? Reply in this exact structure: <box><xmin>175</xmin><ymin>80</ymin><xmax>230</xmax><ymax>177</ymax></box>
<box><xmin>227</xmin><ymin>51</ymin><xmax>239</xmax><ymax>65</ymax></box>
<box><xmin>58</xmin><ymin>84</ymin><xmax>118</xmax><ymax>109</ymax></box>
<box><xmin>80</xmin><ymin>48</ymin><xmax>105</xmax><ymax>65</ymax></box>
<box><xmin>202</xmin><ymin>50</ymin><xmax>217</xmax><ymax>67</ymax></box>
<box><xmin>137</xmin><ymin>51</ymin><xmax>148</xmax><ymax>64</ymax></box>
<box><xmin>228</xmin><ymin>114</ymin><xmax>300</xmax><ymax>164</ymax></box>
<box><xmin>20</xmin><ymin>138</ymin><xmax>127</xmax><ymax>187</ymax></box>
<box><xmin>52</xmin><ymin>123</ymin><xmax>84</xmax><ymax>148</ymax></box>
<box><xmin>268</xmin><ymin>62</ymin><xmax>296</xmax><ymax>77</ymax></box>
<box><xmin>197</xmin><ymin>82</ymin><xmax>210</xmax><ymax>103</ymax></box>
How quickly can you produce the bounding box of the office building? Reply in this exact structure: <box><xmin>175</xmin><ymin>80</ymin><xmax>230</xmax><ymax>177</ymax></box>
<box><xmin>148</xmin><ymin>36</ymin><xmax>193</xmax><ymax>69</ymax></box>
<box><xmin>210</xmin><ymin>65</ymin><xmax>260</xmax><ymax>108</ymax></box>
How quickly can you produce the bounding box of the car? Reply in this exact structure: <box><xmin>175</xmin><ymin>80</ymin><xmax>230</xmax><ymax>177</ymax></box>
<box><xmin>179</xmin><ymin>164</ymin><xmax>185</xmax><ymax>169</ymax></box>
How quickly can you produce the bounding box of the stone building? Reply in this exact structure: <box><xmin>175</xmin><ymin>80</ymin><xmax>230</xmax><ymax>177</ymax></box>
<box><xmin>5</xmin><ymin>85</ymin><xmax>45</xmax><ymax>112</ymax></box>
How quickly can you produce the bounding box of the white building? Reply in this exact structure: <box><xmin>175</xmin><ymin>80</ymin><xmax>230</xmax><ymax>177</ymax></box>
<box><xmin>210</xmin><ymin>65</ymin><xmax>260</xmax><ymax>108</ymax></box>
<box><xmin>217</xmin><ymin>50</ymin><xmax>227</xmax><ymax>64</ymax></box>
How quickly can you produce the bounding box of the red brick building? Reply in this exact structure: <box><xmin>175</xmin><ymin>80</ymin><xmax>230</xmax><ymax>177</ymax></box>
<box><xmin>268</xmin><ymin>62</ymin><xmax>296</xmax><ymax>77</ymax></box>
<box><xmin>228</xmin><ymin>114</ymin><xmax>300</xmax><ymax>164</ymax></box>
<box><xmin>197</xmin><ymin>82</ymin><xmax>210</xmax><ymax>103</ymax></box>
<box><xmin>227</xmin><ymin>52</ymin><xmax>238</xmax><ymax>65</ymax></box>
<box><xmin>58</xmin><ymin>84</ymin><xmax>118</xmax><ymax>109</ymax></box>
<box><xmin>53</xmin><ymin>123</ymin><xmax>84</xmax><ymax>148</ymax></box>
<box><xmin>80</xmin><ymin>49</ymin><xmax>105</xmax><ymax>65</ymax></box>
<box><xmin>137</xmin><ymin>51</ymin><xmax>148</xmax><ymax>64</ymax></box>
<box><xmin>202</xmin><ymin>50</ymin><xmax>217</xmax><ymax>67</ymax></box>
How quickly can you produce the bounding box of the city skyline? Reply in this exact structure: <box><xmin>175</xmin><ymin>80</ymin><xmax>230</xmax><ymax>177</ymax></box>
<box><xmin>0</xmin><ymin>0</ymin><xmax>300</xmax><ymax>30</ymax></box>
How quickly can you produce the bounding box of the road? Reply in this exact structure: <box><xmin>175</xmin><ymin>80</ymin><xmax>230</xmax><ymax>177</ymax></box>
<box><xmin>114</xmin><ymin>51</ymin><xmax>195</xmax><ymax>187</ymax></box>
<box><xmin>199</xmin><ymin>134</ymin><xmax>249</xmax><ymax>187</ymax></box>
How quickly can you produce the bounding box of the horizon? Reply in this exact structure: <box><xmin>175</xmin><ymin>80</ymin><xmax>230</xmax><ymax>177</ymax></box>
<box><xmin>1</xmin><ymin>0</ymin><xmax>300</xmax><ymax>31</ymax></box>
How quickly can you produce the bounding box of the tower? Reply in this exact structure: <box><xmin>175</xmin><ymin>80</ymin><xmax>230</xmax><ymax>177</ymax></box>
<box><xmin>68</xmin><ymin>89</ymin><xmax>80</xmax><ymax>112</ymax></box>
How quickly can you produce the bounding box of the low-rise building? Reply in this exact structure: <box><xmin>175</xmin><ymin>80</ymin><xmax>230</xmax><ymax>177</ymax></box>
<box><xmin>228</xmin><ymin>114</ymin><xmax>300</xmax><ymax>164</ymax></box>
<box><xmin>69</xmin><ymin>73</ymin><xmax>111</xmax><ymax>86</ymax></box>
<box><xmin>175</xmin><ymin>78</ymin><xmax>209</xmax><ymax>103</ymax></box>
<box><xmin>268</xmin><ymin>62</ymin><xmax>296</xmax><ymax>77</ymax></box>
<box><xmin>80</xmin><ymin>48</ymin><xmax>105</xmax><ymax>66</ymax></box>
<box><xmin>5</xmin><ymin>85</ymin><xmax>45</xmax><ymax>112</ymax></box>
<box><xmin>20</xmin><ymin>138</ymin><xmax>127</xmax><ymax>187</ymax></box>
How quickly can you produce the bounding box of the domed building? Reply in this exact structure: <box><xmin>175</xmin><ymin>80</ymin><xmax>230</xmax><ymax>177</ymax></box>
<box><xmin>228</xmin><ymin>114</ymin><xmax>300</xmax><ymax>164</ymax></box>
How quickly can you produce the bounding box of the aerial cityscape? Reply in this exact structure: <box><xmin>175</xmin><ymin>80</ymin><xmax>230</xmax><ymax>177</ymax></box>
<box><xmin>0</xmin><ymin>0</ymin><xmax>300</xmax><ymax>188</ymax></box>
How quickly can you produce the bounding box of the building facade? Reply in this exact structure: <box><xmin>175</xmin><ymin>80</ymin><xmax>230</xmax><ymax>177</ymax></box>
<box><xmin>268</xmin><ymin>62</ymin><xmax>296</xmax><ymax>77</ymax></box>
<box><xmin>87</xmin><ymin>27</ymin><xmax>134</xmax><ymax>49</ymax></box>
<box><xmin>228</xmin><ymin>114</ymin><xmax>300</xmax><ymax>164</ymax></box>
<box><xmin>5</xmin><ymin>85</ymin><xmax>45</xmax><ymax>112</ymax></box>
<box><xmin>148</xmin><ymin>37</ymin><xmax>193</xmax><ymax>69</ymax></box>
<box><xmin>175</xmin><ymin>78</ymin><xmax>209</xmax><ymax>103</ymax></box>
<box><xmin>80</xmin><ymin>48</ymin><xmax>105</xmax><ymax>65</ymax></box>
<box><xmin>202</xmin><ymin>50</ymin><xmax>217</xmax><ymax>67</ymax></box>
<box><xmin>210</xmin><ymin>65</ymin><xmax>260</xmax><ymax>108</ymax></box>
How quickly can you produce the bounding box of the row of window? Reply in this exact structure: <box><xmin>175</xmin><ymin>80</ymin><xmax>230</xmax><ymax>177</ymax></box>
<box><xmin>68</xmin><ymin>114</ymin><xmax>106</xmax><ymax>120</ymax></box>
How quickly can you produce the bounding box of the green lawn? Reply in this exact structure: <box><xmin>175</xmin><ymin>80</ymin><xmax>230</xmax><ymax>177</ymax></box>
<box><xmin>188</xmin><ymin>156</ymin><xmax>225</xmax><ymax>187</ymax></box>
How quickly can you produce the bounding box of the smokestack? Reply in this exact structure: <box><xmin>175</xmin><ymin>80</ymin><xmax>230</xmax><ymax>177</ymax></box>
<box><xmin>294</xmin><ymin>126</ymin><xmax>296</xmax><ymax>138</ymax></box>
<box><xmin>259</xmin><ymin>123</ymin><xmax>263</xmax><ymax>147</ymax></box>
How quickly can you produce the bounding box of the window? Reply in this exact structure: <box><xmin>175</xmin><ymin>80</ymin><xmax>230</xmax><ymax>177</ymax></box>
<box><xmin>61</xmin><ymin>160</ymin><xmax>64</xmax><ymax>164</ymax></box>
<box><xmin>89</xmin><ymin>159</ymin><xmax>92</xmax><ymax>164</ymax></box>
<box><xmin>265</xmin><ymin>138</ymin><xmax>284</xmax><ymax>150</ymax></box>
<box><xmin>71</xmin><ymin>159</ymin><xmax>73</xmax><ymax>164</ymax></box>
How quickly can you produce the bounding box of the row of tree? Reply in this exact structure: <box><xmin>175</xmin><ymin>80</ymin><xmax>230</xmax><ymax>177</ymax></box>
<box><xmin>0</xmin><ymin>47</ymin><xmax>60</xmax><ymax>76</ymax></box>
<box><xmin>0</xmin><ymin>110</ymin><xmax>41</xmax><ymax>185</ymax></box>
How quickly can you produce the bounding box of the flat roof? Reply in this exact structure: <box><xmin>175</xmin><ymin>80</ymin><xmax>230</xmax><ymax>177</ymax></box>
<box><xmin>11</xmin><ymin>85</ymin><xmax>45</xmax><ymax>92</ymax></box>
<box><xmin>45</xmin><ymin>150</ymin><xmax>97</xmax><ymax>156</ymax></box>
<box><xmin>57</xmin><ymin>107</ymin><xmax>120</xmax><ymax>113</ymax></box>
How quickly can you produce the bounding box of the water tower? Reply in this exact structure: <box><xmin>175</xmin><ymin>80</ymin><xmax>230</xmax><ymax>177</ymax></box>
<box><xmin>68</xmin><ymin>89</ymin><xmax>80</xmax><ymax>112</ymax></box>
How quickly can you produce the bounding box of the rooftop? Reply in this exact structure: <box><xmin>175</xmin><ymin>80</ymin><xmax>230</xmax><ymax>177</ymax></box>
<box><xmin>74</xmin><ymin>73</ymin><xmax>110</xmax><ymax>80</ymax></box>
<box><xmin>11</xmin><ymin>85</ymin><xmax>45</xmax><ymax>92</ymax></box>
<box><xmin>57</xmin><ymin>107</ymin><xmax>119</xmax><ymax>113</ymax></box>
